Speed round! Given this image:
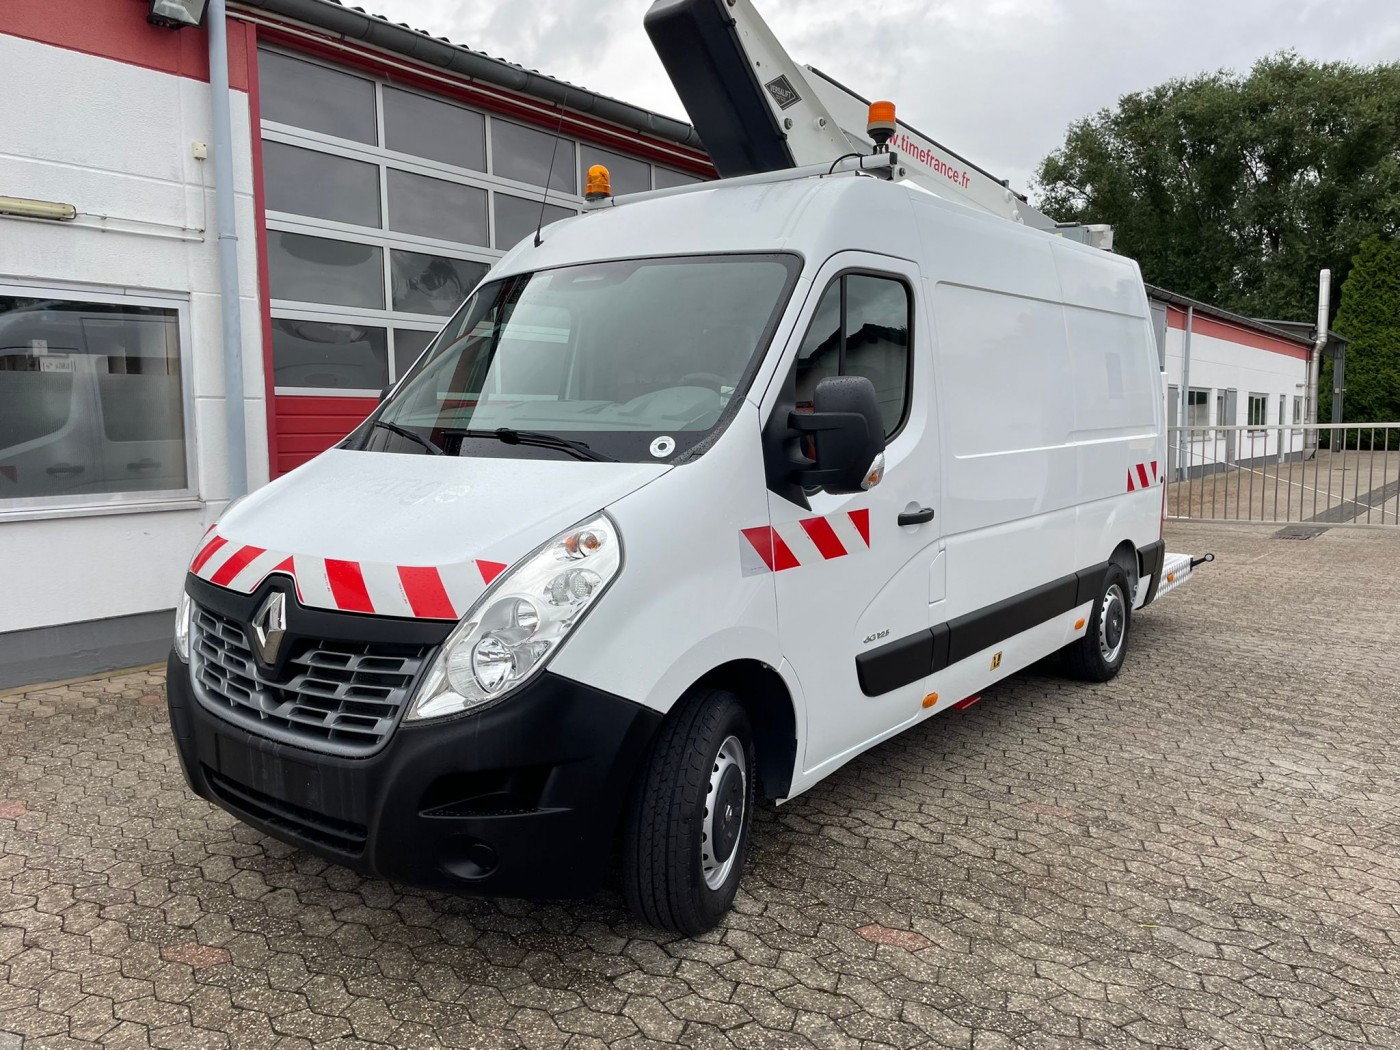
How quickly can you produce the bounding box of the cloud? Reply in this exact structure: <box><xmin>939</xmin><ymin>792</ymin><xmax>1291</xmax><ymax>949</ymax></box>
<box><xmin>359</xmin><ymin>0</ymin><xmax>1400</xmax><ymax>196</ymax></box>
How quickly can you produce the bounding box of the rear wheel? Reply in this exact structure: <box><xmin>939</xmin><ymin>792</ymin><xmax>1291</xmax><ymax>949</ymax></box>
<box><xmin>1064</xmin><ymin>564</ymin><xmax>1132</xmax><ymax>682</ymax></box>
<box><xmin>622</xmin><ymin>688</ymin><xmax>754</xmax><ymax>935</ymax></box>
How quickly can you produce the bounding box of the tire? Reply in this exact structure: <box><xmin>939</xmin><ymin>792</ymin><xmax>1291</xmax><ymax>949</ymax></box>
<box><xmin>1063</xmin><ymin>564</ymin><xmax>1133</xmax><ymax>682</ymax></box>
<box><xmin>622</xmin><ymin>688</ymin><xmax>755</xmax><ymax>935</ymax></box>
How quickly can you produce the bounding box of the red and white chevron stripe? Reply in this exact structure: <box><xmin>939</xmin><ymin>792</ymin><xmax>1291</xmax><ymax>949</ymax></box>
<box><xmin>188</xmin><ymin>530</ymin><xmax>505</xmax><ymax>620</ymax></box>
<box><xmin>740</xmin><ymin>509</ymin><xmax>871</xmax><ymax>575</ymax></box>
<box><xmin>1126</xmin><ymin>460</ymin><xmax>1159</xmax><ymax>492</ymax></box>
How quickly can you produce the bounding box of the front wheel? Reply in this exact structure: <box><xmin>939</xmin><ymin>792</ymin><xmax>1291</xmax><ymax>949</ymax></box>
<box><xmin>622</xmin><ymin>689</ymin><xmax>755</xmax><ymax>935</ymax></box>
<box><xmin>1063</xmin><ymin>564</ymin><xmax>1133</xmax><ymax>682</ymax></box>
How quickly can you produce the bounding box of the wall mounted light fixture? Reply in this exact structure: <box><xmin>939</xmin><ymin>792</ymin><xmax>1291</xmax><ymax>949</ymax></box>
<box><xmin>0</xmin><ymin>195</ymin><xmax>78</xmax><ymax>221</ymax></box>
<box><xmin>147</xmin><ymin>0</ymin><xmax>210</xmax><ymax>29</ymax></box>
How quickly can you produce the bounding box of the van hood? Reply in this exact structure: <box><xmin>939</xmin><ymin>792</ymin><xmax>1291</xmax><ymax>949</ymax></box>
<box><xmin>188</xmin><ymin>449</ymin><xmax>668</xmax><ymax>620</ymax></box>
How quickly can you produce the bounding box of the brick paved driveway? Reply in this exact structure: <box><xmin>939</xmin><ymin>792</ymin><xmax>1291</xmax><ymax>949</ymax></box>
<box><xmin>3</xmin><ymin>523</ymin><xmax>1399</xmax><ymax>1049</ymax></box>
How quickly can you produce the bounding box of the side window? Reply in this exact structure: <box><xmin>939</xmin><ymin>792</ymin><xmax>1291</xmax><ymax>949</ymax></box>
<box><xmin>793</xmin><ymin>274</ymin><xmax>911</xmax><ymax>437</ymax></box>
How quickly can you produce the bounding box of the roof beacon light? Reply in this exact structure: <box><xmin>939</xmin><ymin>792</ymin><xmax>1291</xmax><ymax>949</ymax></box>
<box><xmin>584</xmin><ymin>164</ymin><xmax>613</xmax><ymax>201</ymax></box>
<box><xmin>867</xmin><ymin>101</ymin><xmax>897</xmax><ymax>152</ymax></box>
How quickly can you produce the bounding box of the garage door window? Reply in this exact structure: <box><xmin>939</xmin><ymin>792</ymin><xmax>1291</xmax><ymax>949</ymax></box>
<box><xmin>0</xmin><ymin>289</ymin><xmax>192</xmax><ymax>514</ymax></box>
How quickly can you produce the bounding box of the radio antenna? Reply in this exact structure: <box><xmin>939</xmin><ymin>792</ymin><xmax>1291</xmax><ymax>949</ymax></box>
<box><xmin>534</xmin><ymin>89</ymin><xmax>570</xmax><ymax>248</ymax></box>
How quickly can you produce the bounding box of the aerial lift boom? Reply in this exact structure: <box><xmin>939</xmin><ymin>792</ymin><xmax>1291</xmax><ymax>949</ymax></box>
<box><xmin>644</xmin><ymin>0</ymin><xmax>1112</xmax><ymax>248</ymax></box>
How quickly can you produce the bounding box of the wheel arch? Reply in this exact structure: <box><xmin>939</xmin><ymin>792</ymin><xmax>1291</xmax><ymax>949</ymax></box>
<box><xmin>1109</xmin><ymin>539</ymin><xmax>1139</xmax><ymax>579</ymax></box>
<box><xmin>688</xmin><ymin>660</ymin><xmax>798</xmax><ymax>801</ymax></box>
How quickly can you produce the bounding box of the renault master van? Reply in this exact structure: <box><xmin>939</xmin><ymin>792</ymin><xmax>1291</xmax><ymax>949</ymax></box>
<box><xmin>166</xmin><ymin>157</ymin><xmax>1183</xmax><ymax>934</ymax></box>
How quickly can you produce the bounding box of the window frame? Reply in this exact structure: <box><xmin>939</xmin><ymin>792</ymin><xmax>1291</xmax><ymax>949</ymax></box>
<box><xmin>1247</xmin><ymin>392</ymin><xmax>1268</xmax><ymax>430</ymax></box>
<box><xmin>0</xmin><ymin>281</ymin><xmax>198</xmax><ymax>521</ymax></box>
<box><xmin>1185</xmin><ymin>387</ymin><xmax>1210</xmax><ymax>429</ymax></box>
<box><xmin>791</xmin><ymin>268</ymin><xmax>916</xmax><ymax>443</ymax></box>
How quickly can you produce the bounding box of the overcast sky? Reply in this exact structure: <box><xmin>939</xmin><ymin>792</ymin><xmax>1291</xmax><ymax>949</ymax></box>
<box><xmin>363</xmin><ymin>0</ymin><xmax>1399</xmax><ymax>197</ymax></box>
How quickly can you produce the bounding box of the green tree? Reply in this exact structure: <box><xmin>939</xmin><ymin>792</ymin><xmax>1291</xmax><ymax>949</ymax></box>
<box><xmin>1035</xmin><ymin>53</ymin><xmax>1400</xmax><ymax>320</ymax></box>
<box><xmin>1325</xmin><ymin>236</ymin><xmax>1400</xmax><ymax>425</ymax></box>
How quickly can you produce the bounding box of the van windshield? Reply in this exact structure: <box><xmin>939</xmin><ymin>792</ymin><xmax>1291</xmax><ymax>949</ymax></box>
<box><xmin>362</xmin><ymin>253</ymin><xmax>800</xmax><ymax>463</ymax></box>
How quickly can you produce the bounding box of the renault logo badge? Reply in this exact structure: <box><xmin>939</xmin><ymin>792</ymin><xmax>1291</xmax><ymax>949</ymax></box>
<box><xmin>249</xmin><ymin>592</ymin><xmax>287</xmax><ymax>665</ymax></box>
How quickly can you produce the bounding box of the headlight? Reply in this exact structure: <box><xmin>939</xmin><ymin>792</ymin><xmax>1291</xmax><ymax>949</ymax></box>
<box><xmin>174</xmin><ymin>590</ymin><xmax>193</xmax><ymax>662</ymax></box>
<box><xmin>405</xmin><ymin>513</ymin><xmax>622</xmax><ymax>720</ymax></box>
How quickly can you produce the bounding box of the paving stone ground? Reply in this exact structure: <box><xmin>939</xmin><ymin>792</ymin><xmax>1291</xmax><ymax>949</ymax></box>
<box><xmin>2</xmin><ymin>522</ymin><xmax>1399</xmax><ymax>1049</ymax></box>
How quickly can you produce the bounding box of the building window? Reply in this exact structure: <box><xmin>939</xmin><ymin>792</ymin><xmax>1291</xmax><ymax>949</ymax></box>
<box><xmin>1279</xmin><ymin>395</ymin><xmax>1286</xmax><ymax>424</ymax></box>
<box><xmin>1248</xmin><ymin>393</ymin><xmax>1268</xmax><ymax>428</ymax></box>
<box><xmin>270</xmin><ymin>319</ymin><xmax>389</xmax><ymax>393</ymax></box>
<box><xmin>490</xmin><ymin>119</ymin><xmax>577</xmax><ymax>194</ymax></box>
<box><xmin>793</xmin><ymin>274</ymin><xmax>912</xmax><ymax>438</ymax></box>
<box><xmin>1186</xmin><ymin>388</ymin><xmax>1210</xmax><ymax>428</ymax></box>
<box><xmin>262</xmin><ymin>141</ymin><xmax>381</xmax><ymax>228</ymax></box>
<box><xmin>267</xmin><ymin>232</ymin><xmax>385</xmax><ymax>310</ymax></box>
<box><xmin>390</xmin><ymin>251</ymin><xmax>488</xmax><ymax>317</ymax></box>
<box><xmin>256</xmin><ymin>46</ymin><xmax>706</xmax><ymax>402</ymax></box>
<box><xmin>655</xmin><ymin>167</ymin><xmax>704</xmax><ymax>190</ymax></box>
<box><xmin>258</xmin><ymin>50</ymin><xmax>377</xmax><ymax>145</ymax></box>
<box><xmin>494</xmin><ymin>194</ymin><xmax>575</xmax><ymax>250</ymax></box>
<box><xmin>1293</xmin><ymin>395</ymin><xmax>1303</xmax><ymax>424</ymax></box>
<box><xmin>383</xmin><ymin>87</ymin><xmax>485</xmax><ymax>172</ymax></box>
<box><xmin>0</xmin><ymin>289</ymin><xmax>192</xmax><ymax>512</ymax></box>
<box><xmin>1216</xmin><ymin>391</ymin><xmax>1229</xmax><ymax>426</ymax></box>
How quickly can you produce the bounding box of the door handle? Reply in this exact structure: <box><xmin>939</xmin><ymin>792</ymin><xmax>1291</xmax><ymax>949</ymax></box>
<box><xmin>127</xmin><ymin>458</ymin><xmax>161</xmax><ymax>471</ymax></box>
<box><xmin>898</xmin><ymin>506</ymin><xmax>935</xmax><ymax>526</ymax></box>
<box><xmin>46</xmin><ymin>463</ymin><xmax>85</xmax><ymax>477</ymax></box>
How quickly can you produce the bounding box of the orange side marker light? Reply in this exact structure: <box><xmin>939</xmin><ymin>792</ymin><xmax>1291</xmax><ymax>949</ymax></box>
<box><xmin>1074</xmin><ymin>617</ymin><xmax>1086</xmax><ymax>630</ymax></box>
<box><xmin>921</xmin><ymin>692</ymin><xmax>938</xmax><ymax>709</ymax></box>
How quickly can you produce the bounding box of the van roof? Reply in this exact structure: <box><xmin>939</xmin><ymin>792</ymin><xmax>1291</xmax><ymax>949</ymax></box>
<box><xmin>491</xmin><ymin>171</ymin><xmax>1138</xmax><ymax>291</ymax></box>
<box><xmin>493</xmin><ymin>174</ymin><xmax>932</xmax><ymax>277</ymax></box>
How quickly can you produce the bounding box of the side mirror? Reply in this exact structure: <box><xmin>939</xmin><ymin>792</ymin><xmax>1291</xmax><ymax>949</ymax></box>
<box><xmin>789</xmin><ymin>376</ymin><xmax>886</xmax><ymax>494</ymax></box>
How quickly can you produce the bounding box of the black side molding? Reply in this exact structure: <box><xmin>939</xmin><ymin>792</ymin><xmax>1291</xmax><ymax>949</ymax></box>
<box><xmin>856</xmin><ymin>624</ymin><xmax>948</xmax><ymax>697</ymax></box>
<box><xmin>855</xmin><ymin>558</ymin><xmax>1121</xmax><ymax>697</ymax></box>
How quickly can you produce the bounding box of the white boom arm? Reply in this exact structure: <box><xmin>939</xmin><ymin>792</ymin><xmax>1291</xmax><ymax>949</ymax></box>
<box><xmin>645</xmin><ymin>0</ymin><xmax>1112</xmax><ymax>248</ymax></box>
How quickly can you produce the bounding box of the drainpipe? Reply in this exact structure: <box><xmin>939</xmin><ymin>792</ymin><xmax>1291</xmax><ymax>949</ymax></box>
<box><xmin>1177</xmin><ymin>305</ymin><xmax>1193</xmax><ymax>481</ymax></box>
<box><xmin>1307</xmin><ymin>269</ymin><xmax>1331</xmax><ymax>455</ymax></box>
<box><xmin>208</xmin><ymin>0</ymin><xmax>248</xmax><ymax>500</ymax></box>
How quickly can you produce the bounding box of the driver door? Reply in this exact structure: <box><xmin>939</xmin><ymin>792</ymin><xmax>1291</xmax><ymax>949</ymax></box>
<box><xmin>757</xmin><ymin>254</ymin><xmax>943</xmax><ymax>774</ymax></box>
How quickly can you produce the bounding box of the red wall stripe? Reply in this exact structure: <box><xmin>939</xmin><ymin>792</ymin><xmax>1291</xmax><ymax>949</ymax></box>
<box><xmin>271</xmin><ymin>395</ymin><xmax>378</xmax><ymax>476</ymax></box>
<box><xmin>245</xmin><ymin>23</ymin><xmax>280</xmax><ymax>480</ymax></box>
<box><xmin>1164</xmin><ymin>307</ymin><xmax>1309</xmax><ymax>361</ymax></box>
<box><xmin>324</xmin><ymin>559</ymin><xmax>375</xmax><ymax>614</ymax></box>
<box><xmin>2</xmin><ymin>1</ymin><xmax>250</xmax><ymax>89</ymax></box>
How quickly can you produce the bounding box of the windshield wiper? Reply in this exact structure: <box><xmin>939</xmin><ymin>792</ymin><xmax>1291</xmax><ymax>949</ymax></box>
<box><xmin>447</xmin><ymin>428</ymin><xmax>616</xmax><ymax>462</ymax></box>
<box><xmin>370</xmin><ymin>419</ymin><xmax>444</xmax><ymax>456</ymax></box>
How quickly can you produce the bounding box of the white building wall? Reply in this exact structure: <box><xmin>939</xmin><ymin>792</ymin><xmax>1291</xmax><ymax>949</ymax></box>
<box><xmin>1162</xmin><ymin>322</ymin><xmax>1309</xmax><ymax>469</ymax></box>
<box><xmin>0</xmin><ymin>33</ymin><xmax>265</xmax><ymax>635</ymax></box>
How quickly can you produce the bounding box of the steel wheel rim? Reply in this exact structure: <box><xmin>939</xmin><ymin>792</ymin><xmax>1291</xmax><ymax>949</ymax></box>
<box><xmin>701</xmin><ymin>735</ymin><xmax>747</xmax><ymax>891</ymax></box>
<box><xmin>1099</xmin><ymin>583</ymin><xmax>1127</xmax><ymax>664</ymax></box>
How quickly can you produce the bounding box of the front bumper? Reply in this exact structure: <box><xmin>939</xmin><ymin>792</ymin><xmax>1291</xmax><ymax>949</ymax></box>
<box><xmin>166</xmin><ymin>650</ymin><xmax>661</xmax><ymax>898</ymax></box>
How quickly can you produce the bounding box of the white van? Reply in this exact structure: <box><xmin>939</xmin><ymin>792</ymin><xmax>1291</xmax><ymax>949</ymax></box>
<box><xmin>167</xmin><ymin>160</ymin><xmax>1183</xmax><ymax>933</ymax></box>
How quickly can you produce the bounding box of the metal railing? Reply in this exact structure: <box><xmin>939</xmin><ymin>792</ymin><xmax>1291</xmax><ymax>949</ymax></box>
<box><xmin>1166</xmin><ymin>423</ymin><xmax>1400</xmax><ymax>527</ymax></box>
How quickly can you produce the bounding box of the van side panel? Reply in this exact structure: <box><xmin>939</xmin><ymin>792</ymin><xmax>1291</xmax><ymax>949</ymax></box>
<box><xmin>1053</xmin><ymin>244</ymin><xmax>1165</xmax><ymax>573</ymax></box>
<box><xmin>915</xmin><ymin>196</ymin><xmax>1160</xmax><ymax>628</ymax></box>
